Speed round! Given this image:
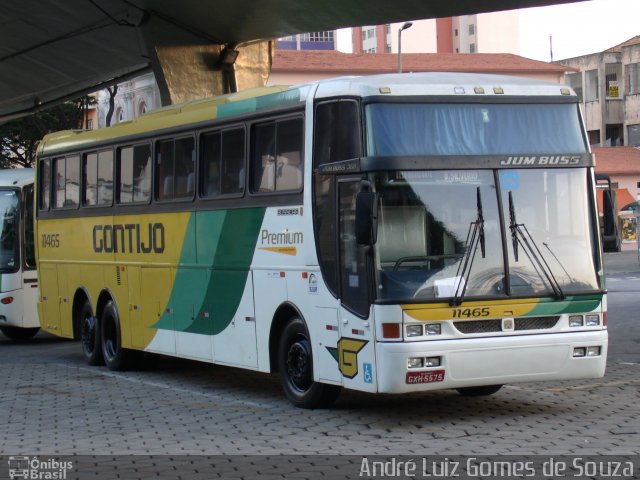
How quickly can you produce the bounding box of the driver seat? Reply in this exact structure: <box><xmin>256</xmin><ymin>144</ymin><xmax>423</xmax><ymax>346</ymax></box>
<box><xmin>377</xmin><ymin>205</ymin><xmax>427</xmax><ymax>266</ymax></box>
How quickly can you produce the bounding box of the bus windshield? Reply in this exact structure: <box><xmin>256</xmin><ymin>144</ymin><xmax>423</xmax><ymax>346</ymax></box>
<box><xmin>0</xmin><ymin>189</ymin><xmax>19</xmax><ymax>272</ymax></box>
<box><xmin>372</xmin><ymin>169</ymin><xmax>599</xmax><ymax>302</ymax></box>
<box><xmin>366</xmin><ymin>103</ymin><xmax>588</xmax><ymax>155</ymax></box>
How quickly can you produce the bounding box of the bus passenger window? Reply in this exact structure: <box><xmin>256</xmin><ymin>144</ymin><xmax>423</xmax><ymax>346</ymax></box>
<box><xmin>252</xmin><ymin>124</ymin><xmax>276</xmax><ymax>193</ymax></box>
<box><xmin>117</xmin><ymin>144</ymin><xmax>150</xmax><ymax>204</ymax></box>
<box><xmin>175</xmin><ymin>137</ymin><xmax>195</xmax><ymax>199</ymax></box>
<box><xmin>52</xmin><ymin>156</ymin><xmax>79</xmax><ymax>209</ymax></box>
<box><xmin>39</xmin><ymin>159</ymin><xmax>50</xmax><ymax>210</ymax></box>
<box><xmin>156</xmin><ymin>137</ymin><xmax>194</xmax><ymax>201</ymax></box>
<box><xmin>221</xmin><ymin>128</ymin><xmax>245</xmax><ymax>195</ymax></box>
<box><xmin>275</xmin><ymin>119</ymin><xmax>303</xmax><ymax>192</ymax></box>
<box><xmin>97</xmin><ymin>150</ymin><xmax>114</xmax><ymax>205</ymax></box>
<box><xmin>156</xmin><ymin>140</ymin><xmax>174</xmax><ymax>200</ymax></box>
<box><xmin>200</xmin><ymin>132</ymin><xmax>222</xmax><ymax>197</ymax></box>
<box><xmin>84</xmin><ymin>150</ymin><xmax>113</xmax><ymax>206</ymax></box>
<box><xmin>84</xmin><ymin>153</ymin><xmax>98</xmax><ymax>206</ymax></box>
<box><xmin>251</xmin><ymin>118</ymin><xmax>302</xmax><ymax>194</ymax></box>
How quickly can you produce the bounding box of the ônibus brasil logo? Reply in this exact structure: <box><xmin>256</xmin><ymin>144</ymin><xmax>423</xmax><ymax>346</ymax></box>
<box><xmin>8</xmin><ymin>456</ymin><xmax>72</xmax><ymax>479</ymax></box>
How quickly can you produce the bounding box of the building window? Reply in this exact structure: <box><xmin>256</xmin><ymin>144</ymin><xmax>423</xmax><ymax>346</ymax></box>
<box><xmin>606</xmin><ymin>124</ymin><xmax>623</xmax><ymax>146</ymax></box>
<box><xmin>301</xmin><ymin>31</ymin><xmax>334</xmax><ymax>42</ymax></box>
<box><xmin>585</xmin><ymin>70</ymin><xmax>599</xmax><ymax>102</ymax></box>
<box><xmin>86</xmin><ymin>118</ymin><xmax>93</xmax><ymax>130</ymax></box>
<box><xmin>628</xmin><ymin>63</ymin><xmax>640</xmax><ymax>94</ymax></box>
<box><xmin>454</xmin><ymin>29</ymin><xmax>458</xmax><ymax>37</ymax></box>
<box><xmin>605</xmin><ymin>63</ymin><xmax>622</xmax><ymax>98</ymax></box>
<box><xmin>566</xmin><ymin>72</ymin><xmax>583</xmax><ymax>102</ymax></box>
<box><xmin>386</xmin><ymin>45</ymin><xmax>392</xmax><ymax>53</ymax></box>
<box><xmin>629</xmin><ymin>124</ymin><xmax>640</xmax><ymax>147</ymax></box>
<box><xmin>469</xmin><ymin>43</ymin><xmax>476</xmax><ymax>53</ymax></box>
<box><xmin>469</xmin><ymin>24</ymin><xmax>475</xmax><ymax>35</ymax></box>
<box><xmin>588</xmin><ymin>129</ymin><xmax>600</xmax><ymax>146</ymax></box>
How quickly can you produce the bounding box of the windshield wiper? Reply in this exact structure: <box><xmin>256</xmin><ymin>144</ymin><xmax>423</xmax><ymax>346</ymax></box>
<box><xmin>508</xmin><ymin>191</ymin><xmax>565</xmax><ymax>299</ymax></box>
<box><xmin>450</xmin><ymin>187</ymin><xmax>485</xmax><ymax>306</ymax></box>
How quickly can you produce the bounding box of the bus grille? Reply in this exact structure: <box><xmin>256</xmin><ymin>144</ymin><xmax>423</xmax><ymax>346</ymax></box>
<box><xmin>453</xmin><ymin>316</ymin><xmax>560</xmax><ymax>334</ymax></box>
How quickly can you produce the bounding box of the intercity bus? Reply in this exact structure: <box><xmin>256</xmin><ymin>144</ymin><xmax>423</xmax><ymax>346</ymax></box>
<box><xmin>35</xmin><ymin>74</ymin><xmax>607</xmax><ymax>407</ymax></box>
<box><xmin>0</xmin><ymin>169</ymin><xmax>39</xmax><ymax>340</ymax></box>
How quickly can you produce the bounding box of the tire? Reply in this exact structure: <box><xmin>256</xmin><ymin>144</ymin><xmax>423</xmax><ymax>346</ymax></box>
<box><xmin>100</xmin><ymin>300</ymin><xmax>134</xmax><ymax>371</ymax></box>
<box><xmin>278</xmin><ymin>317</ymin><xmax>341</xmax><ymax>409</ymax></box>
<box><xmin>0</xmin><ymin>326</ymin><xmax>39</xmax><ymax>340</ymax></box>
<box><xmin>456</xmin><ymin>385</ymin><xmax>503</xmax><ymax>397</ymax></box>
<box><xmin>79</xmin><ymin>300</ymin><xmax>103</xmax><ymax>366</ymax></box>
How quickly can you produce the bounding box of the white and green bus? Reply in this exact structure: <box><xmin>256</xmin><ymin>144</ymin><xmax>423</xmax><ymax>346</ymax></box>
<box><xmin>36</xmin><ymin>74</ymin><xmax>607</xmax><ymax>407</ymax></box>
<box><xmin>0</xmin><ymin>168</ymin><xmax>39</xmax><ymax>340</ymax></box>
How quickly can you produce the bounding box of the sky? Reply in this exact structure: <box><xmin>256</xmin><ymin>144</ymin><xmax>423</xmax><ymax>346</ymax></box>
<box><xmin>336</xmin><ymin>0</ymin><xmax>640</xmax><ymax>62</ymax></box>
<box><xmin>519</xmin><ymin>0</ymin><xmax>640</xmax><ymax>61</ymax></box>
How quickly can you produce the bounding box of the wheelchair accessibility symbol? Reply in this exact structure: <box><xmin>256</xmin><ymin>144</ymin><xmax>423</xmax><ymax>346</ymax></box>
<box><xmin>363</xmin><ymin>363</ymin><xmax>373</xmax><ymax>384</ymax></box>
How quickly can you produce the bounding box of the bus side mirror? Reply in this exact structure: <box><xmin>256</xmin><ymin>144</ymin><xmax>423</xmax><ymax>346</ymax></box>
<box><xmin>355</xmin><ymin>191</ymin><xmax>378</xmax><ymax>245</ymax></box>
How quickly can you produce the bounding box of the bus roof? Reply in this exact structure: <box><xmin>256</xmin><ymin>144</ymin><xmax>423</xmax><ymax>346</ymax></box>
<box><xmin>0</xmin><ymin>168</ymin><xmax>34</xmax><ymax>188</ymax></box>
<box><xmin>38</xmin><ymin>72</ymin><xmax>576</xmax><ymax>156</ymax></box>
<box><xmin>312</xmin><ymin>72</ymin><xmax>576</xmax><ymax>99</ymax></box>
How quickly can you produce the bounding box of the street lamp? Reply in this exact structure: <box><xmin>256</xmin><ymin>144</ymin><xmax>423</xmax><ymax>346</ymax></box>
<box><xmin>397</xmin><ymin>22</ymin><xmax>413</xmax><ymax>73</ymax></box>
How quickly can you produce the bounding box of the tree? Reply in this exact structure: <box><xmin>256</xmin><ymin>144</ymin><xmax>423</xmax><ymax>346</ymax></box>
<box><xmin>105</xmin><ymin>85</ymin><xmax>118</xmax><ymax>127</ymax></box>
<box><xmin>0</xmin><ymin>96</ymin><xmax>96</xmax><ymax>169</ymax></box>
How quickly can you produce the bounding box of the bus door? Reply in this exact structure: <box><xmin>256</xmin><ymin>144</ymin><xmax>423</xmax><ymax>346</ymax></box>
<box><xmin>336</xmin><ymin>179</ymin><xmax>376</xmax><ymax>392</ymax></box>
<box><xmin>21</xmin><ymin>184</ymin><xmax>38</xmax><ymax>327</ymax></box>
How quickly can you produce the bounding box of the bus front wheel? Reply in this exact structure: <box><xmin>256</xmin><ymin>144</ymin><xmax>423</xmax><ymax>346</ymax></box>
<box><xmin>80</xmin><ymin>300</ymin><xmax>103</xmax><ymax>366</ymax></box>
<box><xmin>0</xmin><ymin>326</ymin><xmax>39</xmax><ymax>340</ymax></box>
<box><xmin>278</xmin><ymin>317</ymin><xmax>341</xmax><ymax>409</ymax></box>
<box><xmin>100</xmin><ymin>300</ymin><xmax>134</xmax><ymax>371</ymax></box>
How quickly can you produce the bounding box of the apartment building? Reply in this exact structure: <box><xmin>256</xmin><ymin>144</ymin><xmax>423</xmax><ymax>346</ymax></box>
<box><xmin>558</xmin><ymin>36</ymin><xmax>640</xmax><ymax>147</ymax></box>
<box><xmin>351</xmin><ymin>13</ymin><xmax>519</xmax><ymax>55</ymax></box>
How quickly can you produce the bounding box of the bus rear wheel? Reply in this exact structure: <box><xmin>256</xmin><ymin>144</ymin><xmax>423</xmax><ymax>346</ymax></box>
<box><xmin>0</xmin><ymin>326</ymin><xmax>39</xmax><ymax>340</ymax></box>
<box><xmin>80</xmin><ymin>300</ymin><xmax>103</xmax><ymax>366</ymax></box>
<box><xmin>278</xmin><ymin>317</ymin><xmax>341</xmax><ymax>409</ymax></box>
<box><xmin>100</xmin><ymin>300</ymin><xmax>134</xmax><ymax>371</ymax></box>
<box><xmin>456</xmin><ymin>385</ymin><xmax>503</xmax><ymax>396</ymax></box>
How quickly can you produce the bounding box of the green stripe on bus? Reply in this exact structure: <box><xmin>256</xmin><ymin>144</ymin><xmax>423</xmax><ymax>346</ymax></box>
<box><xmin>528</xmin><ymin>294</ymin><xmax>603</xmax><ymax>316</ymax></box>
<box><xmin>153</xmin><ymin>207</ymin><xmax>266</xmax><ymax>335</ymax></box>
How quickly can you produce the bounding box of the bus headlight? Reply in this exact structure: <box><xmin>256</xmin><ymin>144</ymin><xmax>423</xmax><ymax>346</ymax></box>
<box><xmin>569</xmin><ymin>315</ymin><xmax>583</xmax><ymax>327</ymax></box>
<box><xmin>408</xmin><ymin>357</ymin><xmax>424</xmax><ymax>368</ymax></box>
<box><xmin>586</xmin><ymin>346</ymin><xmax>601</xmax><ymax>357</ymax></box>
<box><xmin>585</xmin><ymin>314</ymin><xmax>600</xmax><ymax>326</ymax></box>
<box><xmin>424</xmin><ymin>323</ymin><xmax>441</xmax><ymax>335</ymax></box>
<box><xmin>406</xmin><ymin>325</ymin><xmax>423</xmax><ymax>337</ymax></box>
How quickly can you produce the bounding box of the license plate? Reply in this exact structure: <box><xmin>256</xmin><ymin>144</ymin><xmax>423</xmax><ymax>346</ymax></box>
<box><xmin>406</xmin><ymin>370</ymin><xmax>445</xmax><ymax>384</ymax></box>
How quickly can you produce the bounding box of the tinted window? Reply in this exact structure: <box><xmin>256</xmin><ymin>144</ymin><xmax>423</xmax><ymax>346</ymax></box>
<box><xmin>53</xmin><ymin>156</ymin><xmax>79</xmax><ymax>209</ymax></box>
<box><xmin>118</xmin><ymin>144</ymin><xmax>151</xmax><ymax>204</ymax></box>
<box><xmin>251</xmin><ymin>118</ymin><xmax>303</xmax><ymax>193</ymax></box>
<box><xmin>199</xmin><ymin>128</ymin><xmax>245</xmax><ymax>198</ymax></box>
<box><xmin>84</xmin><ymin>150</ymin><xmax>113</xmax><ymax>206</ymax></box>
<box><xmin>39</xmin><ymin>159</ymin><xmax>50</xmax><ymax>210</ymax></box>
<box><xmin>156</xmin><ymin>137</ymin><xmax>195</xmax><ymax>201</ymax></box>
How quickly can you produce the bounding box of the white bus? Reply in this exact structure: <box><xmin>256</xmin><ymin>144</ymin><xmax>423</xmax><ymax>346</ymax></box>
<box><xmin>0</xmin><ymin>168</ymin><xmax>39</xmax><ymax>340</ymax></box>
<box><xmin>36</xmin><ymin>74</ymin><xmax>607</xmax><ymax>407</ymax></box>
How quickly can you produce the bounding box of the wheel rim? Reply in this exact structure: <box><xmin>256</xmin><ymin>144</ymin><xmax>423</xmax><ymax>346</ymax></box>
<box><xmin>286</xmin><ymin>337</ymin><xmax>312</xmax><ymax>392</ymax></box>
<box><xmin>81</xmin><ymin>315</ymin><xmax>96</xmax><ymax>354</ymax></box>
<box><xmin>103</xmin><ymin>317</ymin><xmax>117</xmax><ymax>361</ymax></box>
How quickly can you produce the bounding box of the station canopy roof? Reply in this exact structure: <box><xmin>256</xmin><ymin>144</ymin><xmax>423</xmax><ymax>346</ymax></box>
<box><xmin>0</xmin><ymin>0</ymin><xmax>586</xmax><ymax>121</ymax></box>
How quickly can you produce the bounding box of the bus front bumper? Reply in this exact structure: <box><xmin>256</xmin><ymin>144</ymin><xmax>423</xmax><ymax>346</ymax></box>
<box><xmin>375</xmin><ymin>330</ymin><xmax>607</xmax><ymax>394</ymax></box>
